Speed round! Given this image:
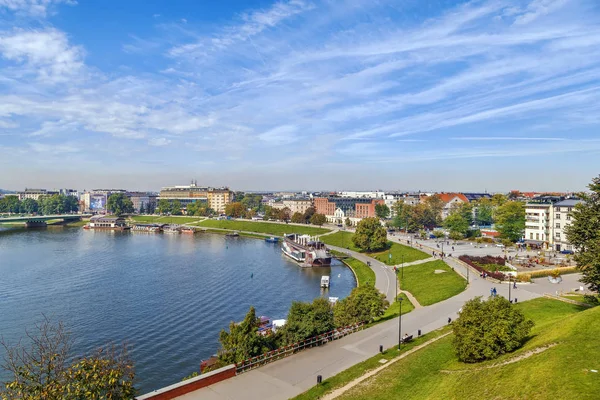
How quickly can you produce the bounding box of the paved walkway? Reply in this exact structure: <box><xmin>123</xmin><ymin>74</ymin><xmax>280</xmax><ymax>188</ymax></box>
<box><xmin>172</xmin><ymin>246</ymin><xmax>557</xmax><ymax>400</ymax></box>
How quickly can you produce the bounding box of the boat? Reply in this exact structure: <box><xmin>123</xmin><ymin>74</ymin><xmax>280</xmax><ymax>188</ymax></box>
<box><xmin>321</xmin><ymin>275</ymin><xmax>330</xmax><ymax>288</ymax></box>
<box><xmin>282</xmin><ymin>234</ymin><xmax>332</xmax><ymax>267</ymax></box>
<box><xmin>181</xmin><ymin>226</ymin><xmax>196</xmax><ymax>234</ymax></box>
<box><xmin>131</xmin><ymin>224</ymin><xmax>162</xmax><ymax>233</ymax></box>
<box><xmin>226</xmin><ymin>231</ymin><xmax>239</xmax><ymax>237</ymax></box>
<box><xmin>84</xmin><ymin>215</ymin><xmax>131</xmax><ymax>231</ymax></box>
<box><xmin>163</xmin><ymin>225</ymin><xmax>180</xmax><ymax>234</ymax></box>
<box><xmin>265</xmin><ymin>236</ymin><xmax>279</xmax><ymax>243</ymax></box>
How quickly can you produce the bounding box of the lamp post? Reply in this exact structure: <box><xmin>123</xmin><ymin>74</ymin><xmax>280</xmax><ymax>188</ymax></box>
<box><xmin>398</xmin><ymin>294</ymin><xmax>403</xmax><ymax>350</ymax></box>
<box><xmin>508</xmin><ymin>274</ymin><xmax>512</xmax><ymax>303</ymax></box>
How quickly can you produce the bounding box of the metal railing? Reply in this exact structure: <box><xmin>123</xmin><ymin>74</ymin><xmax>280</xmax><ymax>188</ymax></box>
<box><xmin>235</xmin><ymin>322</ymin><xmax>365</xmax><ymax>374</ymax></box>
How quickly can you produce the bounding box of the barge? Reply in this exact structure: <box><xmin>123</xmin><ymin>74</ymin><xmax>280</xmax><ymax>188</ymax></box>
<box><xmin>282</xmin><ymin>234</ymin><xmax>332</xmax><ymax>267</ymax></box>
<box><xmin>84</xmin><ymin>215</ymin><xmax>130</xmax><ymax>231</ymax></box>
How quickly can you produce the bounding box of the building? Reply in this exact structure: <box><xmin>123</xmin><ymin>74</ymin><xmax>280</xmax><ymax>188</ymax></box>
<box><xmin>314</xmin><ymin>197</ymin><xmax>384</xmax><ymax>225</ymax></box>
<box><xmin>551</xmin><ymin>199</ymin><xmax>583</xmax><ymax>252</ymax></box>
<box><xmin>270</xmin><ymin>199</ymin><xmax>313</xmax><ymax>215</ymax></box>
<box><xmin>207</xmin><ymin>188</ymin><xmax>233</xmax><ymax>213</ymax></box>
<box><xmin>524</xmin><ymin>196</ymin><xmax>581</xmax><ymax>250</ymax></box>
<box><xmin>437</xmin><ymin>193</ymin><xmax>469</xmax><ymax>219</ymax></box>
<box><xmin>159</xmin><ymin>181</ymin><xmax>232</xmax><ymax>213</ymax></box>
<box><xmin>462</xmin><ymin>193</ymin><xmax>492</xmax><ymax>202</ymax></box>
<box><xmin>17</xmin><ymin>189</ymin><xmax>58</xmax><ymax>201</ymax></box>
<box><xmin>126</xmin><ymin>192</ymin><xmax>158</xmax><ymax>213</ymax></box>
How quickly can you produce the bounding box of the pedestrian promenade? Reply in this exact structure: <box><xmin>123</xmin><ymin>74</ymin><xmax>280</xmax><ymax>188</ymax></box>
<box><xmin>174</xmin><ymin>247</ymin><xmax>552</xmax><ymax>400</ymax></box>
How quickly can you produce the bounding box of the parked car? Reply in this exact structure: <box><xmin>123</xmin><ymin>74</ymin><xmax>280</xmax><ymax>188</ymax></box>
<box><xmin>560</xmin><ymin>249</ymin><xmax>574</xmax><ymax>255</ymax></box>
<box><xmin>496</xmin><ymin>243</ymin><xmax>505</xmax><ymax>248</ymax></box>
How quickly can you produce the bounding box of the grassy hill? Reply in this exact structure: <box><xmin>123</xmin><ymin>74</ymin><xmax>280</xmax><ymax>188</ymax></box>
<box><xmin>337</xmin><ymin>299</ymin><xmax>599</xmax><ymax>400</ymax></box>
<box><xmin>400</xmin><ymin>260</ymin><xmax>467</xmax><ymax>306</ymax></box>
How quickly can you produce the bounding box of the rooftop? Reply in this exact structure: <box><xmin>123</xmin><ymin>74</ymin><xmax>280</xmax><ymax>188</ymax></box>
<box><xmin>554</xmin><ymin>199</ymin><xmax>583</xmax><ymax>207</ymax></box>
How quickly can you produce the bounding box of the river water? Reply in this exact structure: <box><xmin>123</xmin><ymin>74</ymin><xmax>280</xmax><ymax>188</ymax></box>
<box><xmin>0</xmin><ymin>227</ymin><xmax>355</xmax><ymax>393</ymax></box>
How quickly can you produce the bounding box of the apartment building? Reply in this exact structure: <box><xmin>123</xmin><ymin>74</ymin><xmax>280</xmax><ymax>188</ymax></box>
<box><xmin>524</xmin><ymin>196</ymin><xmax>582</xmax><ymax>251</ymax></box>
<box><xmin>314</xmin><ymin>197</ymin><xmax>384</xmax><ymax>225</ymax></box>
<box><xmin>207</xmin><ymin>188</ymin><xmax>233</xmax><ymax>213</ymax></box>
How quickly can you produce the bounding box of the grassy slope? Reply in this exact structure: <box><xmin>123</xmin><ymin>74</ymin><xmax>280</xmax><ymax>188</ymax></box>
<box><xmin>371</xmin><ymin>242</ymin><xmax>430</xmax><ymax>264</ymax></box>
<box><xmin>338</xmin><ymin>256</ymin><xmax>376</xmax><ymax>287</ymax></box>
<box><xmin>339</xmin><ymin>299</ymin><xmax>598</xmax><ymax>400</ymax></box>
<box><xmin>376</xmin><ymin>295</ymin><xmax>415</xmax><ymax>322</ymax></box>
<box><xmin>400</xmin><ymin>260</ymin><xmax>467</xmax><ymax>306</ymax></box>
<box><xmin>197</xmin><ymin>219</ymin><xmax>330</xmax><ymax>236</ymax></box>
<box><xmin>320</xmin><ymin>231</ymin><xmax>361</xmax><ymax>252</ymax></box>
<box><xmin>320</xmin><ymin>232</ymin><xmax>430</xmax><ymax>264</ymax></box>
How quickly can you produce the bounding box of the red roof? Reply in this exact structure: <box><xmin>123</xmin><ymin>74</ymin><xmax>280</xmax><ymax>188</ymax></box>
<box><xmin>437</xmin><ymin>193</ymin><xmax>469</xmax><ymax>203</ymax></box>
<box><xmin>481</xmin><ymin>230</ymin><xmax>500</xmax><ymax>237</ymax></box>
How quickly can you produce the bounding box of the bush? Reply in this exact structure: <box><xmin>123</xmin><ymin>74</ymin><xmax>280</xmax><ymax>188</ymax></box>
<box><xmin>333</xmin><ymin>284</ymin><xmax>389</xmax><ymax>327</ymax></box>
<box><xmin>518</xmin><ymin>266</ymin><xmax>578</xmax><ymax>281</ymax></box>
<box><xmin>459</xmin><ymin>255</ymin><xmax>508</xmax><ymax>281</ymax></box>
<box><xmin>453</xmin><ymin>296</ymin><xmax>534</xmax><ymax>363</ymax></box>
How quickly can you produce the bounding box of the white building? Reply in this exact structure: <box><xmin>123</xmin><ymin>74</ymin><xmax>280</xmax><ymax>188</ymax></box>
<box><xmin>524</xmin><ymin>197</ymin><xmax>582</xmax><ymax>251</ymax></box>
<box><xmin>339</xmin><ymin>191</ymin><xmax>386</xmax><ymax>199</ymax></box>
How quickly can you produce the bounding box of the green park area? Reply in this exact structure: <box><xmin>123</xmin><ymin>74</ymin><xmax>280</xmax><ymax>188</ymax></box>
<box><xmin>400</xmin><ymin>260</ymin><xmax>466</xmax><ymax>306</ymax></box>
<box><xmin>296</xmin><ymin>298</ymin><xmax>598</xmax><ymax>400</ymax></box>
<box><xmin>320</xmin><ymin>232</ymin><xmax>430</xmax><ymax>264</ymax></box>
<box><xmin>196</xmin><ymin>219</ymin><xmax>330</xmax><ymax>236</ymax></box>
<box><xmin>330</xmin><ymin>250</ymin><xmax>376</xmax><ymax>287</ymax></box>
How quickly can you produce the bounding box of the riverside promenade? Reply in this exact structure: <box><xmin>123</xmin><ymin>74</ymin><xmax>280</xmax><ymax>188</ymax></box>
<box><xmin>169</xmin><ymin>239</ymin><xmax>578</xmax><ymax>400</ymax></box>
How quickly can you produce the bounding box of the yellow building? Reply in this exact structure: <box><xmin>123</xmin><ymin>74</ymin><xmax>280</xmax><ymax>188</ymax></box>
<box><xmin>207</xmin><ymin>189</ymin><xmax>233</xmax><ymax>213</ymax></box>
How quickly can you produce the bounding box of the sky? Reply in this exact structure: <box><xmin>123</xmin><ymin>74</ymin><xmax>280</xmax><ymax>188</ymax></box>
<box><xmin>0</xmin><ymin>0</ymin><xmax>599</xmax><ymax>192</ymax></box>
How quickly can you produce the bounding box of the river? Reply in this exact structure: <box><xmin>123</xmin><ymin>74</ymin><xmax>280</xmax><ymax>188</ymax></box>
<box><xmin>0</xmin><ymin>227</ymin><xmax>356</xmax><ymax>393</ymax></box>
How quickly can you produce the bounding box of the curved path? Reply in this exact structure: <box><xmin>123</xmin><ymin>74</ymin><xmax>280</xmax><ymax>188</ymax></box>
<box><xmin>166</xmin><ymin>232</ymin><xmax>584</xmax><ymax>400</ymax></box>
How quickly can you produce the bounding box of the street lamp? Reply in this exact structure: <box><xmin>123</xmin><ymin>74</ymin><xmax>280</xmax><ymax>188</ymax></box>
<box><xmin>508</xmin><ymin>274</ymin><xmax>512</xmax><ymax>303</ymax></box>
<box><xmin>398</xmin><ymin>293</ymin><xmax>403</xmax><ymax>350</ymax></box>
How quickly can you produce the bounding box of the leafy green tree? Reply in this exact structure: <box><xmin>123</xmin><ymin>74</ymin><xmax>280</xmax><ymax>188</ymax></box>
<box><xmin>106</xmin><ymin>193</ymin><xmax>134</xmax><ymax>216</ymax></box>
<box><xmin>280</xmin><ymin>207</ymin><xmax>291</xmax><ymax>222</ymax></box>
<box><xmin>225</xmin><ymin>202</ymin><xmax>245</xmax><ymax>218</ymax></box>
<box><xmin>333</xmin><ymin>284</ymin><xmax>388</xmax><ymax>327</ymax></box>
<box><xmin>495</xmin><ymin>201</ymin><xmax>525</xmax><ymax>242</ymax></box>
<box><xmin>218</xmin><ymin>307</ymin><xmax>267</xmax><ymax>364</ymax></box>
<box><xmin>146</xmin><ymin>201</ymin><xmax>156</xmax><ymax>215</ymax></box>
<box><xmin>170</xmin><ymin>199</ymin><xmax>183</xmax><ymax>215</ymax></box>
<box><xmin>565</xmin><ymin>175</ymin><xmax>600</xmax><ymax>298</ymax></box>
<box><xmin>375</xmin><ymin>203</ymin><xmax>390</xmax><ymax>219</ymax></box>
<box><xmin>138</xmin><ymin>202</ymin><xmax>145</xmax><ymax>215</ymax></box>
<box><xmin>352</xmin><ymin>217</ymin><xmax>387</xmax><ymax>251</ymax></box>
<box><xmin>241</xmin><ymin>194</ymin><xmax>263</xmax><ymax>211</ymax></box>
<box><xmin>21</xmin><ymin>198</ymin><xmax>39</xmax><ymax>214</ymax></box>
<box><xmin>1</xmin><ymin>196</ymin><xmax>21</xmax><ymax>213</ymax></box>
<box><xmin>453</xmin><ymin>296</ymin><xmax>534</xmax><ymax>363</ymax></box>
<box><xmin>449</xmin><ymin>231</ymin><xmax>464</xmax><ymax>241</ymax></box>
<box><xmin>491</xmin><ymin>193</ymin><xmax>508</xmax><ymax>207</ymax></box>
<box><xmin>281</xmin><ymin>298</ymin><xmax>334</xmax><ymax>344</ymax></box>
<box><xmin>157</xmin><ymin>199</ymin><xmax>170</xmax><ymax>215</ymax></box>
<box><xmin>63</xmin><ymin>195</ymin><xmax>79</xmax><ymax>213</ymax></box>
<box><xmin>423</xmin><ymin>195</ymin><xmax>444</xmax><ymax>227</ymax></box>
<box><xmin>303</xmin><ymin>206</ymin><xmax>315</xmax><ymax>223</ymax></box>
<box><xmin>310</xmin><ymin>213</ymin><xmax>326</xmax><ymax>226</ymax></box>
<box><xmin>291</xmin><ymin>212</ymin><xmax>304</xmax><ymax>223</ymax></box>
<box><xmin>475</xmin><ymin>199</ymin><xmax>494</xmax><ymax>226</ymax></box>
<box><xmin>233</xmin><ymin>191</ymin><xmax>245</xmax><ymax>202</ymax></box>
<box><xmin>433</xmin><ymin>229</ymin><xmax>445</xmax><ymax>239</ymax></box>
<box><xmin>345</xmin><ymin>217</ymin><xmax>352</xmax><ymax>227</ymax></box>
<box><xmin>444</xmin><ymin>210</ymin><xmax>469</xmax><ymax>238</ymax></box>
<box><xmin>0</xmin><ymin>317</ymin><xmax>135</xmax><ymax>400</ymax></box>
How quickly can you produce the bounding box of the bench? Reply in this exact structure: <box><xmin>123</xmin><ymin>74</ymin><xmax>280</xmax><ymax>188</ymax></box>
<box><xmin>401</xmin><ymin>335</ymin><xmax>413</xmax><ymax>344</ymax></box>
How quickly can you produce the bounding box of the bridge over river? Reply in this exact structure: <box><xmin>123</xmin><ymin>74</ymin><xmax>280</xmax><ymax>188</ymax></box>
<box><xmin>0</xmin><ymin>214</ymin><xmax>91</xmax><ymax>227</ymax></box>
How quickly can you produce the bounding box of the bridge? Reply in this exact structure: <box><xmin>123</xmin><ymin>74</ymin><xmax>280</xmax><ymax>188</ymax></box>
<box><xmin>0</xmin><ymin>214</ymin><xmax>92</xmax><ymax>227</ymax></box>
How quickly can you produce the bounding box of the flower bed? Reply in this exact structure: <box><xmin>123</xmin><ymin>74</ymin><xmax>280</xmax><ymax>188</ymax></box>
<box><xmin>517</xmin><ymin>266</ymin><xmax>579</xmax><ymax>282</ymax></box>
<box><xmin>459</xmin><ymin>255</ymin><xmax>508</xmax><ymax>281</ymax></box>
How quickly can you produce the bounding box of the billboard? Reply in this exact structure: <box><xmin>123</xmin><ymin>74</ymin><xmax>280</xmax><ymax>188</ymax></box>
<box><xmin>89</xmin><ymin>194</ymin><xmax>107</xmax><ymax>211</ymax></box>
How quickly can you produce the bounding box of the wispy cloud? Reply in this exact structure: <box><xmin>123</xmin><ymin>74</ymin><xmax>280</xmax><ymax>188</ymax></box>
<box><xmin>0</xmin><ymin>0</ymin><xmax>75</xmax><ymax>17</ymax></box>
<box><xmin>451</xmin><ymin>136</ymin><xmax>568</xmax><ymax>141</ymax></box>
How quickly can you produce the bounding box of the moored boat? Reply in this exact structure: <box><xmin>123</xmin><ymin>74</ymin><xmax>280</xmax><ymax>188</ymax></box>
<box><xmin>282</xmin><ymin>234</ymin><xmax>332</xmax><ymax>267</ymax></box>
<box><xmin>163</xmin><ymin>225</ymin><xmax>180</xmax><ymax>234</ymax></box>
<box><xmin>265</xmin><ymin>236</ymin><xmax>279</xmax><ymax>243</ymax></box>
<box><xmin>321</xmin><ymin>275</ymin><xmax>330</xmax><ymax>288</ymax></box>
<box><xmin>181</xmin><ymin>226</ymin><xmax>196</xmax><ymax>234</ymax></box>
<box><xmin>226</xmin><ymin>231</ymin><xmax>239</xmax><ymax>237</ymax></box>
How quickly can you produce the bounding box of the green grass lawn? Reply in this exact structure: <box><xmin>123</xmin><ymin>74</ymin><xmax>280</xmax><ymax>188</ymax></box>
<box><xmin>328</xmin><ymin>251</ymin><xmax>375</xmax><ymax>287</ymax></box>
<box><xmin>336</xmin><ymin>298</ymin><xmax>596</xmax><ymax>400</ymax></box>
<box><xmin>196</xmin><ymin>219</ymin><xmax>330</xmax><ymax>236</ymax></box>
<box><xmin>375</xmin><ymin>295</ymin><xmax>415</xmax><ymax>322</ymax></box>
<box><xmin>400</xmin><ymin>260</ymin><xmax>466</xmax><ymax>306</ymax></box>
<box><xmin>320</xmin><ymin>231</ymin><xmax>362</xmax><ymax>251</ymax></box>
<box><xmin>561</xmin><ymin>293</ymin><xmax>598</xmax><ymax>306</ymax></box>
<box><xmin>372</xmin><ymin>242</ymin><xmax>430</xmax><ymax>265</ymax></box>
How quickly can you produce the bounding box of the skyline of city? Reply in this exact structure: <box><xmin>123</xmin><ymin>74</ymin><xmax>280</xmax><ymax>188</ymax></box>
<box><xmin>2</xmin><ymin>0</ymin><xmax>600</xmax><ymax>190</ymax></box>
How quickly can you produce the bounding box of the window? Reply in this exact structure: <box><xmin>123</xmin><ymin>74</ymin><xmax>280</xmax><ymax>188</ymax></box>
<box><xmin>530</xmin><ymin>233</ymin><xmax>533</xmax><ymax>240</ymax></box>
<box><xmin>555</xmin><ymin>223</ymin><xmax>560</xmax><ymax>229</ymax></box>
<box><xmin>556</xmin><ymin>232</ymin><xmax>560</xmax><ymax>239</ymax></box>
<box><xmin>566</xmin><ymin>215</ymin><xmax>571</xmax><ymax>221</ymax></box>
<box><xmin>555</xmin><ymin>213</ymin><xmax>560</xmax><ymax>219</ymax></box>
<box><xmin>536</xmin><ymin>233</ymin><xmax>539</xmax><ymax>240</ymax></box>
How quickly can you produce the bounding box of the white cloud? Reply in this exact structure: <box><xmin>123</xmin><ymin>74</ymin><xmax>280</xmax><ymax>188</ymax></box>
<box><xmin>0</xmin><ymin>0</ymin><xmax>76</xmax><ymax>17</ymax></box>
<box><xmin>148</xmin><ymin>137</ymin><xmax>171</xmax><ymax>146</ymax></box>
<box><xmin>258</xmin><ymin>125</ymin><xmax>299</xmax><ymax>145</ymax></box>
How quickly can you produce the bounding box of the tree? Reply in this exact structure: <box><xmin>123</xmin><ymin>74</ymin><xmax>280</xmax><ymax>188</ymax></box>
<box><xmin>423</xmin><ymin>195</ymin><xmax>444</xmax><ymax>227</ymax></box>
<box><xmin>106</xmin><ymin>193</ymin><xmax>134</xmax><ymax>216</ymax></box>
<box><xmin>345</xmin><ymin>217</ymin><xmax>352</xmax><ymax>227</ymax></box>
<box><xmin>452</xmin><ymin>296</ymin><xmax>534</xmax><ymax>363</ymax></box>
<box><xmin>303</xmin><ymin>206</ymin><xmax>315</xmax><ymax>223</ymax></box>
<box><xmin>375</xmin><ymin>203</ymin><xmax>390</xmax><ymax>219</ymax></box>
<box><xmin>565</xmin><ymin>175</ymin><xmax>600</xmax><ymax>298</ymax></box>
<box><xmin>333</xmin><ymin>285</ymin><xmax>388</xmax><ymax>327</ymax></box>
<box><xmin>225</xmin><ymin>202</ymin><xmax>245</xmax><ymax>218</ymax></box>
<box><xmin>218</xmin><ymin>307</ymin><xmax>267</xmax><ymax>364</ymax></box>
<box><xmin>495</xmin><ymin>201</ymin><xmax>525</xmax><ymax>242</ymax></box>
<box><xmin>433</xmin><ymin>230</ymin><xmax>445</xmax><ymax>239</ymax></box>
<box><xmin>491</xmin><ymin>193</ymin><xmax>508</xmax><ymax>207</ymax></box>
<box><xmin>291</xmin><ymin>212</ymin><xmax>304</xmax><ymax>223</ymax></box>
<box><xmin>310</xmin><ymin>213</ymin><xmax>326</xmax><ymax>226</ymax></box>
<box><xmin>281</xmin><ymin>298</ymin><xmax>334</xmax><ymax>344</ymax></box>
<box><xmin>352</xmin><ymin>217</ymin><xmax>387</xmax><ymax>252</ymax></box>
<box><xmin>475</xmin><ymin>199</ymin><xmax>494</xmax><ymax>226</ymax></box>
<box><xmin>146</xmin><ymin>201</ymin><xmax>156</xmax><ymax>215</ymax></box>
<box><xmin>1</xmin><ymin>317</ymin><xmax>135</xmax><ymax>400</ymax></box>
<box><xmin>444</xmin><ymin>210</ymin><xmax>469</xmax><ymax>238</ymax></box>
<box><xmin>280</xmin><ymin>207</ymin><xmax>291</xmax><ymax>222</ymax></box>
<box><xmin>157</xmin><ymin>199</ymin><xmax>171</xmax><ymax>215</ymax></box>
<box><xmin>170</xmin><ymin>199</ymin><xmax>183</xmax><ymax>215</ymax></box>
<box><xmin>21</xmin><ymin>198</ymin><xmax>39</xmax><ymax>214</ymax></box>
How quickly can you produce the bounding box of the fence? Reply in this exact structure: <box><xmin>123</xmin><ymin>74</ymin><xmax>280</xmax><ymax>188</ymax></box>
<box><xmin>235</xmin><ymin>322</ymin><xmax>365</xmax><ymax>374</ymax></box>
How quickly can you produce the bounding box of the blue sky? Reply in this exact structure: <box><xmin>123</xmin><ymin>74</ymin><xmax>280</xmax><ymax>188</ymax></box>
<box><xmin>1</xmin><ymin>0</ymin><xmax>599</xmax><ymax>192</ymax></box>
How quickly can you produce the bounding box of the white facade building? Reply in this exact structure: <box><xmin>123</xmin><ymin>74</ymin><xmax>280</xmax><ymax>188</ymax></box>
<box><xmin>524</xmin><ymin>198</ymin><xmax>582</xmax><ymax>251</ymax></box>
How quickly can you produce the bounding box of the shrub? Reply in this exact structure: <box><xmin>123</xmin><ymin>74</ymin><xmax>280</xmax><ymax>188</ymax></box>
<box><xmin>453</xmin><ymin>296</ymin><xmax>534</xmax><ymax>363</ymax></box>
<box><xmin>333</xmin><ymin>284</ymin><xmax>389</xmax><ymax>327</ymax></box>
<box><xmin>519</xmin><ymin>266</ymin><xmax>578</xmax><ymax>281</ymax></box>
<box><xmin>459</xmin><ymin>255</ymin><xmax>508</xmax><ymax>281</ymax></box>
